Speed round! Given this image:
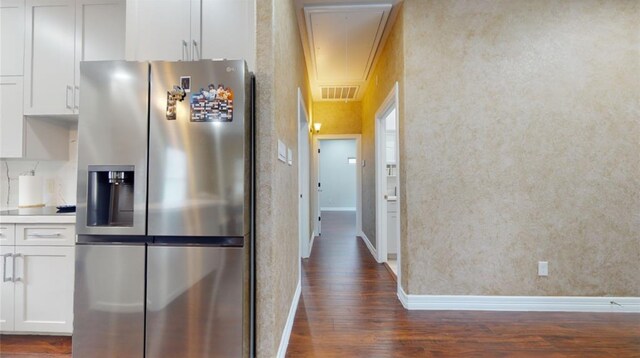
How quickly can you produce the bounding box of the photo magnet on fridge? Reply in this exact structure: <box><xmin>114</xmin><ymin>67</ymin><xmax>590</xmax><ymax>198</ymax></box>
<box><xmin>180</xmin><ymin>76</ymin><xmax>191</xmax><ymax>93</ymax></box>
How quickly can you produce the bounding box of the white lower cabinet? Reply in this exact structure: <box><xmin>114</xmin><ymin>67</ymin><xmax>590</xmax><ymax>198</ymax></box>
<box><xmin>14</xmin><ymin>246</ymin><xmax>74</xmax><ymax>333</ymax></box>
<box><xmin>0</xmin><ymin>246</ymin><xmax>15</xmax><ymax>331</ymax></box>
<box><xmin>0</xmin><ymin>223</ymin><xmax>75</xmax><ymax>334</ymax></box>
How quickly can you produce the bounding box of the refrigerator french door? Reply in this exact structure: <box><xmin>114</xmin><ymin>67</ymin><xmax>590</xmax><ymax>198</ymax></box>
<box><xmin>74</xmin><ymin>60</ymin><xmax>253</xmax><ymax>358</ymax></box>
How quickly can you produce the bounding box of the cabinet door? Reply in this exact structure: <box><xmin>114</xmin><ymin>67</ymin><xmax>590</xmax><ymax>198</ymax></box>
<box><xmin>0</xmin><ymin>224</ymin><xmax>16</xmax><ymax>246</ymax></box>
<box><xmin>0</xmin><ymin>0</ymin><xmax>25</xmax><ymax>76</ymax></box>
<box><xmin>200</xmin><ymin>0</ymin><xmax>255</xmax><ymax>70</ymax></box>
<box><xmin>23</xmin><ymin>0</ymin><xmax>75</xmax><ymax>116</ymax></box>
<box><xmin>0</xmin><ymin>77</ymin><xmax>24</xmax><ymax>158</ymax></box>
<box><xmin>13</xmin><ymin>246</ymin><xmax>74</xmax><ymax>333</ymax></box>
<box><xmin>0</xmin><ymin>246</ymin><xmax>15</xmax><ymax>332</ymax></box>
<box><xmin>126</xmin><ymin>0</ymin><xmax>191</xmax><ymax>61</ymax></box>
<box><xmin>387</xmin><ymin>212</ymin><xmax>397</xmax><ymax>255</ymax></box>
<box><xmin>74</xmin><ymin>0</ymin><xmax>125</xmax><ymax>111</ymax></box>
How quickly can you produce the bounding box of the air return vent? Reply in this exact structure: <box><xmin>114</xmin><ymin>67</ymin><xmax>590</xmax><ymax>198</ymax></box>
<box><xmin>321</xmin><ymin>86</ymin><xmax>358</xmax><ymax>100</ymax></box>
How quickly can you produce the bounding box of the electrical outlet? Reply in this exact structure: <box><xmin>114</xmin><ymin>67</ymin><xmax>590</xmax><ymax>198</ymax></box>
<box><xmin>538</xmin><ymin>261</ymin><xmax>549</xmax><ymax>277</ymax></box>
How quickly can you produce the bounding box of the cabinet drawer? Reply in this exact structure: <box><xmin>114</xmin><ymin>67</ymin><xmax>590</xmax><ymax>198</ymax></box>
<box><xmin>387</xmin><ymin>201</ymin><xmax>398</xmax><ymax>213</ymax></box>
<box><xmin>15</xmin><ymin>224</ymin><xmax>75</xmax><ymax>246</ymax></box>
<box><xmin>0</xmin><ymin>224</ymin><xmax>16</xmax><ymax>246</ymax></box>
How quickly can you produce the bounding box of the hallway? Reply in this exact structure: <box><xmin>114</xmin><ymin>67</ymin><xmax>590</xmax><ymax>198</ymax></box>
<box><xmin>286</xmin><ymin>212</ymin><xmax>640</xmax><ymax>357</ymax></box>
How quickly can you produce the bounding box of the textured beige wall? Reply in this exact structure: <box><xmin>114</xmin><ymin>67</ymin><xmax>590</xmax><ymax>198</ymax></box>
<box><xmin>361</xmin><ymin>9</ymin><xmax>404</xmax><ymax>251</ymax></box>
<box><xmin>312</xmin><ymin>101</ymin><xmax>363</xmax><ymax>134</ymax></box>
<box><xmin>255</xmin><ymin>0</ymin><xmax>310</xmax><ymax>356</ymax></box>
<box><xmin>403</xmin><ymin>0</ymin><xmax>640</xmax><ymax>296</ymax></box>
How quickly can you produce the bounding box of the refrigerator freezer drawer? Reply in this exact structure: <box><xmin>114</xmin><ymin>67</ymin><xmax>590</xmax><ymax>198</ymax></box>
<box><xmin>73</xmin><ymin>244</ymin><xmax>146</xmax><ymax>358</ymax></box>
<box><xmin>146</xmin><ymin>245</ymin><xmax>243</xmax><ymax>358</ymax></box>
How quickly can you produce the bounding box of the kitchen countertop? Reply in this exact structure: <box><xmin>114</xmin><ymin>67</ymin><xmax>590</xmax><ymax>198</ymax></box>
<box><xmin>0</xmin><ymin>207</ymin><xmax>76</xmax><ymax>224</ymax></box>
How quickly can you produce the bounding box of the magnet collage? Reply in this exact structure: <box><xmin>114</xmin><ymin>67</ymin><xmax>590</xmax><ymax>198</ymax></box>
<box><xmin>165</xmin><ymin>76</ymin><xmax>234</xmax><ymax>123</ymax></box>
<box><xmin>190</xmin><ymin>83</ymin><xmax>235</xmax><ymax>122</ymax></box>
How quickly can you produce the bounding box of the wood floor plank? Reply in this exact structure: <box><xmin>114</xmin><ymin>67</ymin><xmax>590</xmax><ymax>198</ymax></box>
<box><xmin>286</xmin><ymin>211</ymin><xmax>640</xmax><ymax>357</ymax></box>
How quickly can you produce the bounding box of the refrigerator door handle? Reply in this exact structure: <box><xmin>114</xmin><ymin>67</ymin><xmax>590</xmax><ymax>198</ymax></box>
<box><xmin>2</xmin><ymin>253</ymin><xmax>12</xmax><ymax>282</ymax></box>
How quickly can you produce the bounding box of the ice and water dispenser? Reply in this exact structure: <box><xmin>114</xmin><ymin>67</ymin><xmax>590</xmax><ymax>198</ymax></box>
<box><xmin>86</xmin><ymin>165</ymin><xmax>135</xmax><ymax>227</ymax></box>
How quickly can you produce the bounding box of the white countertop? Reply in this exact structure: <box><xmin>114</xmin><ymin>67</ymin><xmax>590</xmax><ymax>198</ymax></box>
<box><xmin>0</xmin><ymin>207</ymin><xmax>76</xmax><ymax>224</ymax></box>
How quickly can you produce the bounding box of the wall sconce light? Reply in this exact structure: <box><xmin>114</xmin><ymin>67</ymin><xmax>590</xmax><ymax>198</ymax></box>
<box><xmin>313</xmin><ymin>122</ymin><xmax>322</xmax><ymax>133</ymax></box>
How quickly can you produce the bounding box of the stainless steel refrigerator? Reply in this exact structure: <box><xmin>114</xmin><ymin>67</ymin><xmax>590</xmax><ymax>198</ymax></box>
<box><xmin>73</xmin><ymin>60</ymin><xmax>254</xmax><ymax>358</ymax></box>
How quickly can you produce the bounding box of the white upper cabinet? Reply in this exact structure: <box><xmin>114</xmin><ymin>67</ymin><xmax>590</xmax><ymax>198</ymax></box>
<box><xmin>199</xmin><ymin>0</ymin><xmax>255</xmax><ymax>70</ymax></box>
<box><xmin>1</xmin><ymin>0</ymin><xmax>25</xmax><ymax>76</ymax></box>
<box><xmin>126</xmin><ymin>0</ymin><xmax>191</xmax><ymax>61</ymax></box>
<box><xmin>74</xmin><ymin>0</ymin><xmax>126</xmax><ymax>109</ymax></box>
<box><xmin>23</xmin><ymin>0</ymin><xmax>125</xmax><ymax>116</ymax></box>
<box><xmin>23</xmin><ymin>0</ymin><xmax>76</xmax><ymax>116</ymax></box>
<box><xmin>126</xmin><ymin>0</ymin><xmax>255</xmax><ymax>69</ymax></box>
<box><xmin>0</xmin><ymin>77</ymin><xmax>24</xmax><ymax>158</ymax></box>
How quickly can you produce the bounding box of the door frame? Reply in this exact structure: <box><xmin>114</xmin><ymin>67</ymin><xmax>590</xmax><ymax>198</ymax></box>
<box><xmin>313</xmin><ymin>134</ymin><xmax>363</xmax><ymax>237</ymax></box>
<box><xmin>375</xmin><ymin>82</ymin><xmax>401</xmax><ymax>279</ymax></box>
<box><xmin>298</xmin><ymin>88</ymin><xmax>311</xmax><ymax>259</ymax></box>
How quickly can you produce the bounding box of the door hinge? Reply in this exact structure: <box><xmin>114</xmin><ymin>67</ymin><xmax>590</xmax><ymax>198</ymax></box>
<box><xmin>300</xmin><ymin>194</ymin><xmax>302</xmax><ymax>198</ymax></box>
<box><xmin>318</xmin><ymin>216</ymin><xmax>321</xmax><ymax>221</ymax></box>
<box><xmin>318</xmin><ymin>182</ymin><xmax>321</xmax><ymax>188</ymax></box>
<box><xmin>317</xmin><ymin>148</ymin><xmax>320</xmax><ymax>153</ymax></box>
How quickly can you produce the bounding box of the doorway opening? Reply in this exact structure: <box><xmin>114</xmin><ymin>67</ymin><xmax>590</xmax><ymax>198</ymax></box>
<box><xmin>313</xmin><ymin>135</ymin><xmax>362</xmax><ymax>240</ymax></box>
<box><xmin>375</xmin><ymin>82</ymin><xmax>400</xmax><ymax>280</ymax></box>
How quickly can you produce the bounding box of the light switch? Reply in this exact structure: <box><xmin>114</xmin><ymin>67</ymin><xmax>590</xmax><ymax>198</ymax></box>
<box><xmin>538</xmin><ymin>261</ymin><xmax>548</xmax><ymax>277</ymax></box>
<box><xmin>277</xmin><ymin>140</ymin><xmax>286</xmax><ymax>163</ymax></box>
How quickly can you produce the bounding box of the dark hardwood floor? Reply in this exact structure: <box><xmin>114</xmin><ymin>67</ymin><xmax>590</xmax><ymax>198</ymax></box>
<box><xmin>0</xmin><ymin>334</ymin><xmax>71</xmax><ymax>357</ymax></box>
<box><xmin>2</xmin><ymin>211</ymin><xmax>638</xmax><ymax>357</ymax></box>
<box><xmin>286</xmin><ymin>211</ymin><xmax>640</xmax><ymax>357</ymax></box>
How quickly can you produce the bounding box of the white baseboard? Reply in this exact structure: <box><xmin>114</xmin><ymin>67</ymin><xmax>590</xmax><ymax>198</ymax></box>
<box><xmin>276</xmin><ymin>280</ymin><xmax>302</xmax><ymax>358</ymax></box>
<box><xmin>359</xmin><ymin>231</ymin><xmax>379</xmax><ymax>262</ymax></box>
<box><xmin>397</xmin><ymin>286</ymin><xmax>640</xmax><ymax>313</ymax></box>
<box><xmin>308</xmin><ymin>231</ymin><xmax>316</xmax><ymax>257</ymax></box>
<box><xmin>321</xmin><ymin>207</ymin><xmax>356</xmax><ymax>211</ymax></box>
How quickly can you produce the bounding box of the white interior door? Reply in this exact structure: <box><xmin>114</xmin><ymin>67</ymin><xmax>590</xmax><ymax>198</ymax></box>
<box><xmin>316</xmin><ymin>145</ymin><xmax>322</xmax><ymax>235</ymax></box>
<box><xmin>298</xmin><ymin>99</ymin><xmax>310</xmax><ymax>258</ymax></box>
<box><xmin>24</xmin><ymin>0</ymin><xmax>76</xmax><ymax>116</ymax></box>
<box><xmin>13</xmin><ymin>246</ymin><xmax>74</xmax><ymax>333</ymax></box>
<box><xmin>0</xmin><ymin>246</ymin><xmax>15</xmax><ymax>331</ymax></box>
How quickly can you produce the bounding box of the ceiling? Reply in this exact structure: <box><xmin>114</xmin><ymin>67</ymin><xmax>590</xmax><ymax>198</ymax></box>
<box><xmin>295</xmin><ymin>0</ymin><xmax>403</xmax><ymax>102</ymax></box>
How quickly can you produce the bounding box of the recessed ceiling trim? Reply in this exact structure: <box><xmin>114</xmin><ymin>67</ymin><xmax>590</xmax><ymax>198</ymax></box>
<box><xmin>304</xmin><ymin>4</ymin><xmax>392</xmax><ymax>90</ymax></box>
<box><xmin>295</xmin><ymin>0</ymin><xmax>402</xmax><ymax>102</ymax></box>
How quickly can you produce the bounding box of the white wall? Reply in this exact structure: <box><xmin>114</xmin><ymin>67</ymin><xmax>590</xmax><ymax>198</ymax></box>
<box><xmin>0</xmin><ymin>128</ymin><xmax>78</xmax><ymax>210</ymax></box>
<box><xmin>319</xmin><ymin>139</ymin><xmax>356</xmax><ymax>211</ymax></box>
